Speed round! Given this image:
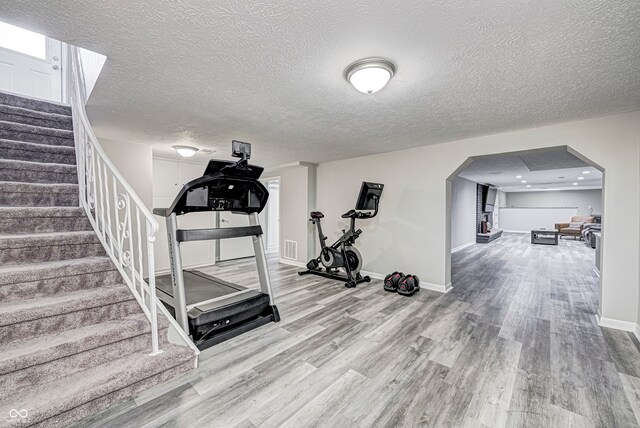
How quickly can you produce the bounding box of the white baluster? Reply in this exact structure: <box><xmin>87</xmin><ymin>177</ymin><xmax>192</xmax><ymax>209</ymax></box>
<box><xmin>147</xmin><ymin>219</ymin><xmax>160</xmax><ymax>355</ymax></box>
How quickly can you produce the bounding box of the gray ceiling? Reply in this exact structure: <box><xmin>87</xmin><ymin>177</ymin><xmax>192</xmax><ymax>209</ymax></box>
<box><xmin>1</xmin><ymin>1</ymin><xmax>639</xmax><ymax>166</ymax></box>
<box><xmin>457</xmin><ymin>147</ymin><xmax>603</xmax><ymax>191</ymax></box>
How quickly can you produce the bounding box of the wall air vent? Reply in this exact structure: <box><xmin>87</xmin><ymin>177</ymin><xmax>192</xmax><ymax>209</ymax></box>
<box><xmin>284</xmin><ymin>240</ymin><xmax>297</xmax><ymax>260</ymax></box>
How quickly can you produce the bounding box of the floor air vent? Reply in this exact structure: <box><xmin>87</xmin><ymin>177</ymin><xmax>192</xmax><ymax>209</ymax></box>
<box><xmin>284</xmin><ymin>240</ymin><xmax>297</xmax><ymax>260</ymax></box>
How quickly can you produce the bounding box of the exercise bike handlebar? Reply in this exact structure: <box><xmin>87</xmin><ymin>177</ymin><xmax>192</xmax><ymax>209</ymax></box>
<box><xmin>340</xmin><ymin>195</ymin><xmax>380</xmax><ymax>220</ymax></box>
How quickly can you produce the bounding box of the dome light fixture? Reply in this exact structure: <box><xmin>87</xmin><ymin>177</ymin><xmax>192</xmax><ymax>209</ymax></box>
<box><xmin>173</xmin><ymin>145</ymin><xmax>199</xmax><ymax>158</ymax></box>
<box><xmin>345</xmin><ymin>58</ymin><xmax>396</xmax><ymax>94</ymax></box>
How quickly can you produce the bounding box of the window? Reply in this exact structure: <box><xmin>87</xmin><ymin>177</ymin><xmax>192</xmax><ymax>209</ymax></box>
<box><xmin>0</xmin><ymin>21</ymin><xmax>46</xmax><ymax>59</ymax></box>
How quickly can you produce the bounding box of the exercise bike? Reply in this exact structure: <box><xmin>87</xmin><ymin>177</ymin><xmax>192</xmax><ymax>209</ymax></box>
<box><xmin>299</xmin><ymin>182</ymin><xmax>383</xmax><ymax>288</ymax></box>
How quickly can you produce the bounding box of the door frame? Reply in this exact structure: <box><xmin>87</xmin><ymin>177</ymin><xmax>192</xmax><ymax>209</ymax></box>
<box><xmin>261</xmin><ymin>176</ymin><xmax>281</xmax><ymax>257</ymax></box>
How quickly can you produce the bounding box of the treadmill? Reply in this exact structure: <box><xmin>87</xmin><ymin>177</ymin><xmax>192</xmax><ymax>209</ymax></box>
<box><xmin>153</xmin><ymin>141</ymin><xmax>280</xmax><ymax>350</ymax></box>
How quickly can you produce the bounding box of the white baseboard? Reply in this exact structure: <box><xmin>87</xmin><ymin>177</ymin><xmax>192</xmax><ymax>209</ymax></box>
<box><xmin>361</xmin><ymin>270</ymin><xmax>386</xmax><ymax>281</ymax></box>
<box><xmin>451</xmin><ymin>242</ymin><xmax>474</xmax><ymax>253</ymax></box>
<box><xmin>421</xmin><ymin>281</ymin><xmax>452</xmax><ymax>293</ymax></box>
<box><xmin>279</xmin><ymin>258</ymin><xmax>307</xmax><ymax>268</ymax></box>
<box><xmin>502</xmin><ymin>230</ymin><xmax>530</xmax><ymax>234</ymax></box>
<box><xmin>596</xmin><ymin>312</ymin><xmax>637</xmax><ymax>332</ymax></box>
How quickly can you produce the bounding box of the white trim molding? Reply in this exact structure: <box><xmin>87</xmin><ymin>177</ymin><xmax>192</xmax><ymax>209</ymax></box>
<box><xmin>279</xmin><ymin>258</ymin><xmax>307</xmax><ymax>268</ymax></box>
<box><xmin>451</xmin><ymin>242</ymin><xmax>474</xmax><ymax>253</ymax></box>
<box><xmin>361</xmin><ymin>270</ymin><xmax>386</xmax><ymax>281</ymax></box>
<box><xmin>596</xmin><ymin>312</ymin><xmax>637</xmax><ymax>332</ymax></box>
<box><xmin>421</xmin><ymin>282</ymin><xmax>452</xmax><ymax>293</ymax></box>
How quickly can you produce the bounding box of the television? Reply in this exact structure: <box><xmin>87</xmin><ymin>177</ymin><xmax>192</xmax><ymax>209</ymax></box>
<box><xmin>355</xmin><ymin>182</ymin><xmax>384</xmax><ymax>210</ymax></box>
<box><xmin>483</xmin><ymin>186</ymin><xmax>497</xmax><ymax>212</ymax></box>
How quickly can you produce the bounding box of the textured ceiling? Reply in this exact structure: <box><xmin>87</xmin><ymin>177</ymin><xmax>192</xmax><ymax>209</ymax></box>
<box><xmin>458</xmin><ymin>147</ymin><xmax>603</xmax><ymax>191</ymax></box>
<box><xmin>1</xmin><ymin>1</ymin><xmax>639</xmax><ymax>166</ymax></box>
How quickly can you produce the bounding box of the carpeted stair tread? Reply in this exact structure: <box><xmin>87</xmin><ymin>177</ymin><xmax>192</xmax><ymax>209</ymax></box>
<box><xmin>0</xmin><ymin>90</ymin><xmax>71</xmax><ymax>115</ymax></box>
<box><xmin>0</xmin><ymin>283</ymin><xmax>133</xmax><ymax>327</ymax></box>
<box><xmin>0</xmin><ymin>181</ymin><xmax>79</xmax><ymax>207</ymax></box>
<box><xmin>0</xmin><ymin>138</ymin><xmax>76</xmax><ymax>165</ymax></box>
<box><xmin>0</xmin><ymin>343</ymin><xmax>195</xmax><ymax>427</ymax></box>
<box><xmin>0</xmin><ymin>313</ymin><xmax>153</xmax><ymax>376</ymax></box>
<box><xmin>0</xmin><ymin>206</ymin><xmax>86</xmax><ymax>219</ymax></box>
<box><xmin>0</xmin><ymin>230</ymin><xmax>99</xmax><ymax>250</ymax></box>
<box><xmin>0</xmin><ymin>104</ymin><xmax>72</xmax><ymax>130</ymax></box>
<box><xmin>0</xmin><ymin>120</ymin><xmax>73</xmax><ymax>138</ymax></box>
<box><xmin>0</xmin><ymin>256</ymin><xmax>114</xmax><ymax>286</ymax></box>
<box><xmin>0</xmin><ymin>159</ymin><xmax>78</xmax><ymax>184</ymax></box>
<box><xmin>0</xmin><ymin>230</ymin><xmax>104</xmax><ymax>264</ymax></box>
<box><xmin>0</xmin><ymin>206</ymin><xmax>92</xmax><ymax>235</ymax></box>
<box><xmin>0</xmin><ymin>181</ymin><xmax>78</xmax><ymax>194</ymax></box>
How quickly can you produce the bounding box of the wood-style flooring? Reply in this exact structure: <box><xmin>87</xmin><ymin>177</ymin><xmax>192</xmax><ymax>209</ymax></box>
<box><xmin>75</xmin><ymin>233</ymin><xmax>640</xmax><ymax>427</ymax></box>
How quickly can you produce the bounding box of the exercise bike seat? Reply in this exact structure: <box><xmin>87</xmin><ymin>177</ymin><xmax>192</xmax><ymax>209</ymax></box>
<box><xmin>310</xmin><ymin>211</ymin><xmax>324</xmax><ymax>219</ymax></box>
<box><xmin>341</xmin><ymin>209</ymin><xmax>357</xmax><ymax>218</ymax></box>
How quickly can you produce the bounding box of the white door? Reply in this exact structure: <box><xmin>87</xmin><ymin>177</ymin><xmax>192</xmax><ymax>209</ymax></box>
<box><xmin>218</xmin><ymin>212</ymin><xmax>254</xmax><ymax>261</ymax></box>
<box><xmin>0</xmin><ymin>22</ymin><xmax>63</xmax><ymax>102</ymax></box>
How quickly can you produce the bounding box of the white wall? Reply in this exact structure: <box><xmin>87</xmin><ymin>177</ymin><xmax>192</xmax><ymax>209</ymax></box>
<box><xmin>264</xmin><ymin>163</ymin><xmax>316</xmax><ymax>265</ymax></box>
<box><xmin>450</xmin><ymin>177</ymin><xmax>477</xmax><ymax>251</ymax></box>
<box><xmin>78</xmin><ymin>47</ymin><xmax>106</xmax><ymax>100</ymax></box>
<box><xmin>506</xmin><ymin>189</ymin><xmax>602</xmax><ymax>217</ymax></box>
<box><xmin>100</xmin><ymin>139</ymin><xmax>153</xmax><ymax>209</ymax></box>
<box><xmin>500</xmin><ymin>208</ymin><xmax>578</xmax><ymax>232</ymax></box>
<box><xmin>314</xmin><ymin>112</ymin><xmax>640</xmax><ymax>324</ymax></box>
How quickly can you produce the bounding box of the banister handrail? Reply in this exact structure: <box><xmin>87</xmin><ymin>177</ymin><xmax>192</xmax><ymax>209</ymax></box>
<box><xmin>67</xmin><ymin>45</ymin><xmax>162</xmax><ymax>355</ymax></box>
<box><xmin>72</xmin><ymin>93</ymin><xmax>159</xmax><ymax>234</ymax></box>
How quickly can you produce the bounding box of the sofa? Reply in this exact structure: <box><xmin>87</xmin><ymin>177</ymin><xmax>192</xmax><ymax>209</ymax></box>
<box><xmin>554</xmin><ymin>216</ymin><xmax>595</xmax><ymax>239</ymax></box>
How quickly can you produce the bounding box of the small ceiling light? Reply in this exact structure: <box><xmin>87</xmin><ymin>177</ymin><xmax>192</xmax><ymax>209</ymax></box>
<box><xmin>521</xmin><ymin>180</ymin><xmax>527</xmax><ymax>183</ymax></box>
<box><xmin>516</xmin><ymin>175</ymin><xmax>522</xmax><ymax>179</ymax></box>
<box><xmin>526</xmin><ymin>185</ymin><xmax>531</xmax><ymax>188</ymax></box>
<box><xmin>582</xmin><ymin>170</ymin><xmax>591</xmax><ymax>174</ymax></box>
<box><xmin>573</xmin><ymin>182</ymin><xmax>579</xmax><ymax>185</ymax></box>
<box><xmin>345</xmin><ymin>58</ymin><xmax>396</xmax><ymax>94</ymax></box>
<box><xmin>173</xmin><ymin>145</ymin><xmax>199</xmax><ymax>158</ymax></box>
<box><xmin>577</xmin><ymin>176</ymin><xmax>584</xmax><ymax>180</ymax></box>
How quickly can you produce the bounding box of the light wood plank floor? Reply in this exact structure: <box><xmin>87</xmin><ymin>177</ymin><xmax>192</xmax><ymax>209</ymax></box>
<box><xmin>75</xmin><ymin>233</ymin><xmax>640</xmax><ymax>428</ymax></box>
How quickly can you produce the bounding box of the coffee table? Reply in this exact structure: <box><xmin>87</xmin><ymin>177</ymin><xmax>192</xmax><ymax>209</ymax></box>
<box><xmin>531</xmin><ymin>229</ymin><xmax>559</xmax><ymax>245</ymax></box>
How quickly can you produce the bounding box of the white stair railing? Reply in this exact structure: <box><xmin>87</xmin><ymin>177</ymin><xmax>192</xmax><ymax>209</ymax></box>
<box><xmin>67</xmin><ymin>45</ymin><xmax>161</xmax><ymax>355</ymax></box>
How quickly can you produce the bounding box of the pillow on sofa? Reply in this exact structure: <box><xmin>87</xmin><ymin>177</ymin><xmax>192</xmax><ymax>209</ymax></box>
<box><xmin>569</xmin><ymin>221</ymin><xmax>585</xmax><ymax>228</ymax></box>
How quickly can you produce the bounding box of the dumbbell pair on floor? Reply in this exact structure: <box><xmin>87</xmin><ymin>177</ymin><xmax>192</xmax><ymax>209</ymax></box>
<box><xmin>383</xmin><ymin>272</ymin><xmax>420</xmax><ymax>296</ymax></box>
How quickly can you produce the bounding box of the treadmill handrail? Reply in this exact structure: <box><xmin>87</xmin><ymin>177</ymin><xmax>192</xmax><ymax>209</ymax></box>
<box><xmin>176</xmin><ymin>225</ymin><xmax>263</xmax><ymax>242</ymax></box>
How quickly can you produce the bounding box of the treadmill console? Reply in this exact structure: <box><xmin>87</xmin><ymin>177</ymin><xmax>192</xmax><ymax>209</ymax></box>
<box><xmin>154</xmin><ymin>144</ymin><xmax>268</xmax><ymax>217</ymax></box>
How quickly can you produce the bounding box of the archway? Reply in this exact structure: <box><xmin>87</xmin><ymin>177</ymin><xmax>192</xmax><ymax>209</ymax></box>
<box><xmin>445</xmin><ymin>145</ymin><xmax>605</xmax><ymax>317</ymax></box>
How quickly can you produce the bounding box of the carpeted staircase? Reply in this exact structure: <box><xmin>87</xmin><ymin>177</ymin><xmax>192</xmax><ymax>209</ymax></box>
<box><xmin>0</xmin><ymin>91</ymin><xmax>196</xmax><ymax>428</ymax></box>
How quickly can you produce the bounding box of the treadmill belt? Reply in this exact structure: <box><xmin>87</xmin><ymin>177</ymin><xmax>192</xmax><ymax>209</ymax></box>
<box><xmin>155</xmin><ymin>270</ymin><xmax>246</xmax><ymax>306</ymax></box>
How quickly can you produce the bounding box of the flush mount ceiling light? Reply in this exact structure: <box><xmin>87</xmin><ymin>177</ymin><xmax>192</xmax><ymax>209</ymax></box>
<box><xmin>577</xmin><ymin>176</ymin><xmax>585</xmax><ymax>180</ymax></box>
<box><xmin>582</xmin><ymin>170</ymin><xmax>591</xmax><ymax>174</ymax></box>
<box><xmin>345</xmin><ymin>58</ymin><xmax>396</xmax><ymax>94</ymax></box>
<box><xmin>173</xmin><ymin>145</ymin><xmax>199</xmax><ymax>158</ymax></box>
<box><xmin>515</xmin><ymin>175</ymin><xmax>522</xmax><ymax>179</ymax></box>
<box><xmin>521</xmin><ymin>180</ymin><xmax>527</xmax><ymax>183</ymax></box>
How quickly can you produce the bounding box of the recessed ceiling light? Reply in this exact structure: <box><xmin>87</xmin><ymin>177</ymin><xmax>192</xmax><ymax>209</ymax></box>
<box><xmin>577</xmin><ymin>176</ymin><xmax>584</xmax><ymax>180</ymax></box>
<box><xmin>515</xmin><ymin>175</ymin><xmax>522</xmax><ymax>179</ymax></box>
<box><xmin>521</xmin><ymin>180</ymin><xmax>527</xmax><ymax>183</ymax></box>
<box><xmin>173</xmin><ymin>145</ymin><xmax>199</xmax><ymax>158</ymax></box>
<box><xmin>582</xmin><ymin>171</ymin><xmax>591</xmax><ymax>174</ymax></box>
<box><xmin>345</xmin><ymin>58</ymin><xmax>396</xmax><ymax>94</ymax></box>
<box><xmin>526</xmin><ymin>185</ymin><xmax>531</xmax><ymax>188</ymax></box>
<box><xmin>573</xmin><ymin>182</ymin><xmax>578</xmax><ymax>185</ymax></box>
